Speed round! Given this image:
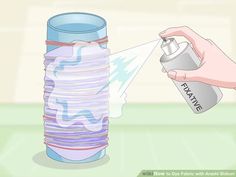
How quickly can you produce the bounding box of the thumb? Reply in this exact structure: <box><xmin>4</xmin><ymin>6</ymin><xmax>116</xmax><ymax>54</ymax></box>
<box><xmin>167</xmin><ymin>69</ymin><xmax>201</xmax><ymax>82</ymax></box>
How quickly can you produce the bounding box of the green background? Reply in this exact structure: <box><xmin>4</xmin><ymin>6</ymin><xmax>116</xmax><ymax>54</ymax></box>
<box><xmin>0</xmin><ymin>103</ymin><xmax>236</xmax><ymax>177</ymax></box>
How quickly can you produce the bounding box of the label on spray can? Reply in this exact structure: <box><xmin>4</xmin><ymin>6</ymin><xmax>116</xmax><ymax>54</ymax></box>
<box><xmin>181</xmin><ymin>83</ymin><xmax>203</xmax><ymax>112</ymax></box>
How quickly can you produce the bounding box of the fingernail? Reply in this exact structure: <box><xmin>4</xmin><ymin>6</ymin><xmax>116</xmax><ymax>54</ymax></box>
<box><xmin>168</xmin><ymin>71</ymin><xmax>177</xmax><ymax>79</ymax></box>
<box><xmin>159</xmin><ymin>30</ymin><xmax>166</xmax><ymax>36</ymax></box>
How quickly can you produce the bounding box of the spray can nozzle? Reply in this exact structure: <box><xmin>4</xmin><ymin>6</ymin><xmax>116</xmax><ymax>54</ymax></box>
<box><xmin>161</xmin><ymin>38</ymin><xmax>180</xmax><ymax>56</ymax></box>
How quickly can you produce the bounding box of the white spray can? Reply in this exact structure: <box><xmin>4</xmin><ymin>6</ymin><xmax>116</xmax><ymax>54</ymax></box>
<box><xmin>160</xmin><ymin>38</ymin><xmax>223</xmax><ymax>113</ymax></box>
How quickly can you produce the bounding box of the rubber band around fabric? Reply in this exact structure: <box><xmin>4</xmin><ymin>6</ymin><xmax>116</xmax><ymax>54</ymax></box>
<box><xmin>46</xmin><ymin>36</ymin><xmax>108</xmax><ymax>47</ymax></box>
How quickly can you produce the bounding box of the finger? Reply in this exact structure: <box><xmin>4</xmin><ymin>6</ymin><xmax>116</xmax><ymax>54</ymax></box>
<box><xmin>159</xmin><ymin>26</ymin><xmax>205</xmax><ymax>45</ymax></box>
<box><xmin>160</xmin><ymin>26</ymin><xmax>208</xmax><ymax>59</ymax></box>
<box><xmin>167</xmin><ymin>69</ymin><xmax>202</xmax><ymax>82</ymax></box>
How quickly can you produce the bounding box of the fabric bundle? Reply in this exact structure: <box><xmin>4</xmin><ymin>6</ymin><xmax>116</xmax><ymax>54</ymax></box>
<box><xmin>43</xmin><ymin>42</ymin><xmax>110</xmax><ymax>162</ymax></box>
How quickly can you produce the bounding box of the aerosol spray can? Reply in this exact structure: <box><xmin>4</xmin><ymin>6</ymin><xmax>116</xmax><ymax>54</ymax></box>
<box><xmin>160</xmin><ymin>38</ymin><xmax>223</xmax><ymax>113</ymax></box>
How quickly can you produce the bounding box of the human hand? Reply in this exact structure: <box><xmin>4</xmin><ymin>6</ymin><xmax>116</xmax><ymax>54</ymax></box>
<box><xmin>159</xmin><ymin>26</ymin><xmax>236</xmax><ymax>89</ymax></box>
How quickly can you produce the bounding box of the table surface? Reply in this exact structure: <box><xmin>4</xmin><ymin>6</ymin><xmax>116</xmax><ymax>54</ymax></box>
<box><xmin>0</xmin><ymin>104</ymin><xmax>236</xmax><ymax>177</ymax></box>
